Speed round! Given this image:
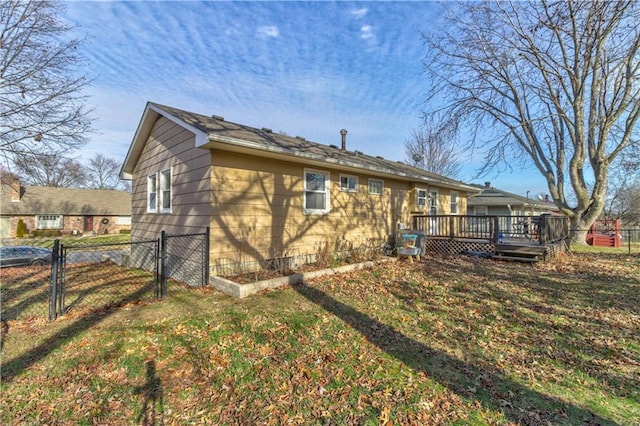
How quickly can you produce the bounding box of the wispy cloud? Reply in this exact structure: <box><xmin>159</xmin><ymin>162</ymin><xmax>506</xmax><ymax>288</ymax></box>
<box><xmin>59</xmin><ymin>1</ymin><xmax>548</xmax><ymax>192</ymax></box>
<box><xmin>360</xmin><ymin>25</ymin><xmax>375</xmax><ymax>41</ymax></box>
<box><xmin>257</xmin><ymin>25</ymin><xmax>279</xmax><ymax>38</ymax></box>
<box><xmin>351</xmin><ymin>8</ymin><xmax>368</xmax><ymax>19</ymax></box>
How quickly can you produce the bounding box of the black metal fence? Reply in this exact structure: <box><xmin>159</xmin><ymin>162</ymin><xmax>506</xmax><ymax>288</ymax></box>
<box><xmin>49</xmin><ymin>238</ymin><xmax>161</xmax><ymax>320</ymax></box>
<box><xmin>1</xmin><ymin>262</ymin><xmax>51</xmax><ymax>321</ymax></box>
<box><xmin>0</xmin><ymin>228</ymin><xmax>209</xmax><ymax>321</ymax></box>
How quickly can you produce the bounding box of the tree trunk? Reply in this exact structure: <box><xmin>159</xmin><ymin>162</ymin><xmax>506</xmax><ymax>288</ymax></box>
<box><xmin>569</xmin><ymin>218</ymin><xmax>590</xmax><ymax>246</ymax></box>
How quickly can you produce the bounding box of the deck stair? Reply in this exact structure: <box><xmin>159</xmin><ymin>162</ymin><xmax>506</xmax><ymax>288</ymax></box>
<box><xmin>493</xmin><ymin>244</ymin><xmax>547</xmax><ymax>263</ymax></box>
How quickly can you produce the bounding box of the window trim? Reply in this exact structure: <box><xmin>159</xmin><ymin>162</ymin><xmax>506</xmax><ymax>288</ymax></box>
<box><xmin>147</xmin><ymin>173</ymin><xmax>157</xmax><ymax>213</ymax></box>
<box><xmin>303</xmin><ymin>168</ymin><xmax>330</xmax><ymax>215</ymax></box>
<box><xmin>416</xmin><ymin>188</ymin><xmax>428</xmax><ymax>208</ymax></box>
<box><xmin>368</xmin><ymin>178</ymin><xmax>384</xmax><ymax>196</ymax></box>
<box><xmin>159</xmin><ymin>168</ymin><xmax>172</xmax><ymax>214</ymax></box>
<box><xmin>339</xmin><ymin>174</ymin><xmax>358</xmax><ymax>192</ymax></box>
<box><xmin>450</xmin><ymin>190</ymin><xmax>459</xmax><ymax>215</ymax></box>
<box><xmin>36</xmin><ymin>214</ymin><xmax>63</xmax><ymax>230</ymax></box>
<box><xmin>429</xmin><ymin>188</ymin><xmax>439</xmax><ymax>215</ymax></box>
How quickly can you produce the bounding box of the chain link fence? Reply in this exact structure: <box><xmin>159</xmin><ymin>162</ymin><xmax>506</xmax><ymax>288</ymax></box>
<box><xmin>575</xmin><ymin>227</ymin><xmax>640</xmax><ymax>254</ymax></box>
<box><xmin>50</xmin><ymin>239</ymin><xmax>161</xmax><ymax>320</ymax></box>
<box><xmin>1</xmin><ymin>229</ymin><xmax>210</xmax><ymax>322</ymax></box>
<box><xmin>1</xmin><ymin>262</ymin><xmax>51</xmax><ymax>321</ymax></box>
<box><xmin>162</xmin><ymin>229</ymin><xmax>209</xmax><ymax>289</ymax></box>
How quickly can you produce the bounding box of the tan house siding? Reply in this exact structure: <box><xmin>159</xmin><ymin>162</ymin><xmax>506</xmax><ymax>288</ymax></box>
<box><xmin>131</xmin><ymin>117</ymin><xmax>211</xmax><ymax>241</ymax></box>
<box><xmin>210</xmin><ymin>150</ymin><xmax>415</xmax><ymax>271</ymax></box>
<box><xmin>122</xmin><ymin>103</ymin><xmax>480</xmax><ymax>279</ymax></box>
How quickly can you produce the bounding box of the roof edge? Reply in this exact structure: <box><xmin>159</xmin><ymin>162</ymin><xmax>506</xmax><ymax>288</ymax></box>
<box><xmin>120</xmin><ymin>102</ymin><xmax>208</xmax><ymax>180</ymax></box>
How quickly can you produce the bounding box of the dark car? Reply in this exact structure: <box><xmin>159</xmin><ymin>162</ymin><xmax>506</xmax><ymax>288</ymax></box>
<box><xmin>0</xmin><ymin>246</ymin><xmax>52</xmax><ymax>267</ymax></box>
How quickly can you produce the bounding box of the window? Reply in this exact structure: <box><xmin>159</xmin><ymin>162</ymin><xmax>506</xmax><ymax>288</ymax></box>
<box><xmin>147</xmin><ymin>174</ymin><xmax>157</xmax><ymax>213</ymax></box>
<box><xmin>148</xmin><ymin>169</ymin><xmax>172</xmax><ymax>214</ymax></box>
<box><xmin>450</xmin><ymin>191</ymin><xmax>459</xmax><ymax>214</ymax></box>
<box><xmin>36</xmin><ymin>214</ymin><xmax>62</xmax><ymax>229</ymax></box>
<box><xmin>116</xmin><ymin>216</ymin><xmax>132</xmax><ymax>225</ymax></box>
<box><xmin>474</xmin><ymin>206</ymin><xmax>488</xmax><ymax>216</ymax></box>
<box><xmin>159</xmin><ymin>169</ymin><xmax>172</xmax><ymax>213</ymax></box>
<box><xmin>368</xmin><ymin>178</ymin><xmax>383</xmax><ymax>195</ymax></box>
<box><xmin>416</xmin><ymin>188</ymin><xmax>428</xmax><ymax>208</ymax></box>
<box><xmin>429</xmin><ymin>189</ymin><xmax>439</xmax><ymax>215</ymax></box>
<box><xmin>304</xmin><ymin>169</ymin><xmax>330</xmax><ymax>214</ymax></box>
<box><xmin>339</xmin><ymin>174</ymin><xmax>358</xmax><ymax>192</ymax></box>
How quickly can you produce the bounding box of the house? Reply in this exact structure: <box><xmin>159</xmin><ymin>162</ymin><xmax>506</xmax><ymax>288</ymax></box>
<box><xmin>120</xmin><ymin>102</ymin><xmax>479</xmax><ymax>274</ymax></box>
<box><xmin>0</xmin><ymin>179</ymin><xmax>131</xmax><ymax>238</ymax></box>
<box><xmin>467</xmin><ymin>182</ymin><xmax>559</xmax><ymax>216</ymax></box>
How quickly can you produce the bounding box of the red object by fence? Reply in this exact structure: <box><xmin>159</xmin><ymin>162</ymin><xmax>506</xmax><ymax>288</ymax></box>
<box><xmin>586</xmin><ymin>219</ymin><xmax>621</xmax><ymax>248</ymax></box>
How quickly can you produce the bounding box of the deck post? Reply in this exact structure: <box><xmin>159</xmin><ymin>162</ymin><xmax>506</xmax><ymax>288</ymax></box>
<box><xmin>492</xmin><ymin>216</ymin><xmax>500</xmax><ymax>244</ymax></box>
<box><xmin>449</xmin><ymin>216</ymin><xmax>455</xmax><ymax>239</ymax></box>
<box><xmin>538</xmin><ymin>214</ymin><xmax>547</xmax><ymax>245</ymax></box>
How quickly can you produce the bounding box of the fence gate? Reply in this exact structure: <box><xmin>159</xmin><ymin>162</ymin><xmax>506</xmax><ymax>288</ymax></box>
<box><xmin>50</xmin><ymin>238</ymin><xmax>160</xmax><ymax>320</ymax></box>
<box><xmin>48</xmin><ymin>229</ymin><xmax>210</xmax><ymax>320</ymax></box>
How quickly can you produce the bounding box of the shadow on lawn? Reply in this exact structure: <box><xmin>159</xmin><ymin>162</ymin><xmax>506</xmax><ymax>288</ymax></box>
<box><xmin>134</xmin><ymin>360</ymin><xmax>165</xmax><ymax>426</ymax></box>
<box><xmin>293</xmin><ymin>282</ymin><xmax>617</xmax><ymax>425</ymax></box>
<box><xmin>0</xmin><ymin>285</ymin><xmax>153</xmax><ymax>382</ymax></box>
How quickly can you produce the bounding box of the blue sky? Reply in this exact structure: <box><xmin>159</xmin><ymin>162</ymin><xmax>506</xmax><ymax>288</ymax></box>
<box><xmin>63</xmin><ymin>0</ymin><xmax>549</xmax><ymax>196</ymax></box>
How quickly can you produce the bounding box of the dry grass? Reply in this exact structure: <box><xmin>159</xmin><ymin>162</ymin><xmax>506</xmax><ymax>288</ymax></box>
<box><xmin>1</xmin><ymin>251</ymin><xmax>638</xmax><ymax>425</ymax></box>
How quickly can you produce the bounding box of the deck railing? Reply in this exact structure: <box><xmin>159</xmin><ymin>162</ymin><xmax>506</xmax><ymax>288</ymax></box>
<box><xmin>412</xmin><ymin>214</ymin><xmax>568</xmax><ymax>245</ymax></box>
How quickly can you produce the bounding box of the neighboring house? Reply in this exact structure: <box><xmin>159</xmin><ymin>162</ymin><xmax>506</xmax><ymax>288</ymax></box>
<box><xmin>0</xmin><ymin>179</ymin><xmax>131</xmax><ymax>238</ymax></box>
<box><xmin>467</xmin><ymin>182</ymin><xmax>559</xmax><ymax>216</ymax></box>
<box><xmin>120</xmin><ymin>102</ymin><xmax>479</xmax><ymax>273</ymax></box>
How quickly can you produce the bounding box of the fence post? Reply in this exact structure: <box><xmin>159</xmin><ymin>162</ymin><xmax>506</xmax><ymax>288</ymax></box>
<box><xmin>154</xmin><ymin>237</ymin><xmax>160</xmax><ymax>298</ymax></box>
<box><xmin>160</xmin><ymin>231</ymin><xmax>167</xmax><ymax>298</ymax></box>
<box><xmin>49</xmin><ymin>240</ymin><xmax>60</xmax><ymax>320</ymax></box>
<box><xmin>204</xmin><ymin>226</ymin><xmax>210</xmax><ymax>287</ymax></box>
<box><xmin>57</xmin><ymin>245</ymin><xmax>66</xmax><ymax>318</ymax></box>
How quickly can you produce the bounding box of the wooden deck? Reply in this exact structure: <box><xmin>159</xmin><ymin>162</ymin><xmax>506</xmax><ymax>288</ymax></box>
<box><xmin>411</xmin><ymin>214</ymin><xmax>569</xmax><ymax>263</ymax></box>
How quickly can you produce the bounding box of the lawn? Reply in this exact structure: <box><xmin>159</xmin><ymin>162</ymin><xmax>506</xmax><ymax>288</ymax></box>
<box><xmin>3</xmin><ymin>233</ymin><xmax>131</xmax><ymax>249</ymax></box>
<box><xmin>1</xmin><ymin>251</ymin><xmax>638</xmax><ymax>425</ymax></box>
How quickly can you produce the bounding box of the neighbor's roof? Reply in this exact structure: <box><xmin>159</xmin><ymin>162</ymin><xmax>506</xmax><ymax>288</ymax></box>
<box><xmin>468</xmin><ymin>184</ymin><xmax>557</xmax><ymax>210</ymax></box>
<box><xmin>121</xmin><ymin>102</ymin><xmax>479</xmax><ymax>192</ymax></box>
<box><xmin>0</xmin><ymin>184</ymin><xmax>131</xmax><ymax>216</ymax></box>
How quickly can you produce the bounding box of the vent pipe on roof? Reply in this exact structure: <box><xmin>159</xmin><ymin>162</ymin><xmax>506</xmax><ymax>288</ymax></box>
<box><xmin>340</xmin><ymin>129</ymin><xmax>347</xmax><ymax>151</ymax></box>
<box><xmin>485</xmin><ymin>181</ymin><xmax>491</xmax><ymax>188</ymax></box>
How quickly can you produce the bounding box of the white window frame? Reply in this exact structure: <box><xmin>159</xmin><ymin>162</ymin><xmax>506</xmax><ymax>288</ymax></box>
<box><xmin>147</xmin><ymin>174</ymin><xmax>157</xmax><ymax>213</ymax></box>
<box><xmin>303</xmin><ymin>168</ymin><xmax>330</xmax><ymax>215</ymax></box>
<box><xmin>339</xmin><ymin>174</ymin><xmax>358</xmax><ymax>192</ymax></box>
<box><xmin>450</xmin><ymin>190</ymin><xmax>459</xmax><ymax>214</ymax></box>
<box><xmin>429</xmin><ymin>188</ymin><xmax>439</xmax><ymax>215</ymax></box>
<box><xmin>116</xmin><ymin>216</ymin><xmax>132</xmax><ymax>225</ymax></box>
<box><xmin>474</xmin><ymin>206</ymin><xmax>488</xmax><ymax>216</ymax></box>
<box><xmin>368</xmin><ymin>178</ymin><xmax>384</xmax><ymax>195</ymax></box>
<box><xmin>416</xmin><ymin>188</ymin><xmax>428</xmax><ymax>208</ymax></box>
<box><xmin>36</xmin><ymin>214</ymin><xmax>63</xmax><ymax>230</ymax></box>
<box><xmin>159</xmin><ymin>168</ymin><xmax>172</xmax><ymax>214</ymax></box>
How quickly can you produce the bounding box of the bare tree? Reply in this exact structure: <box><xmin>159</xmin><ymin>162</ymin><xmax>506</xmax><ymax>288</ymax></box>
<box><xmin>404</xmin><ymin>114</ymin><xmax>462</xmax><ymax>178</ymax></box>
<box><xmin>85</xmin><ymin>153</ymin><xmax>130</xmax><ymax>191</ymax></box>
<box><xmin>606</xmin><ymin>158</ymin><xmax>640</xmax><ymax>226</ymax></box>
<box><xmin>13</xmin><ymin>153</ymin><xmax>86</xmax><ymax>187</ymax></box>
<box><xmin>422</xmin><ymin>1</ymin><xmax>640</xmax><ymax>243</ymax></box>
<box><xmin>0</xmin><ymin>0</ymin><xmax>91</xmax><ymax>162</ymax></box>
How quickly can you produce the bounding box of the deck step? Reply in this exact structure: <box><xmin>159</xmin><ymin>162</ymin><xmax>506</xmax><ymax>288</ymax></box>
<box><xmin>493</xmin><ymin>254</ymin><xmax>540</xmax><ymax>263</ymax></box>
